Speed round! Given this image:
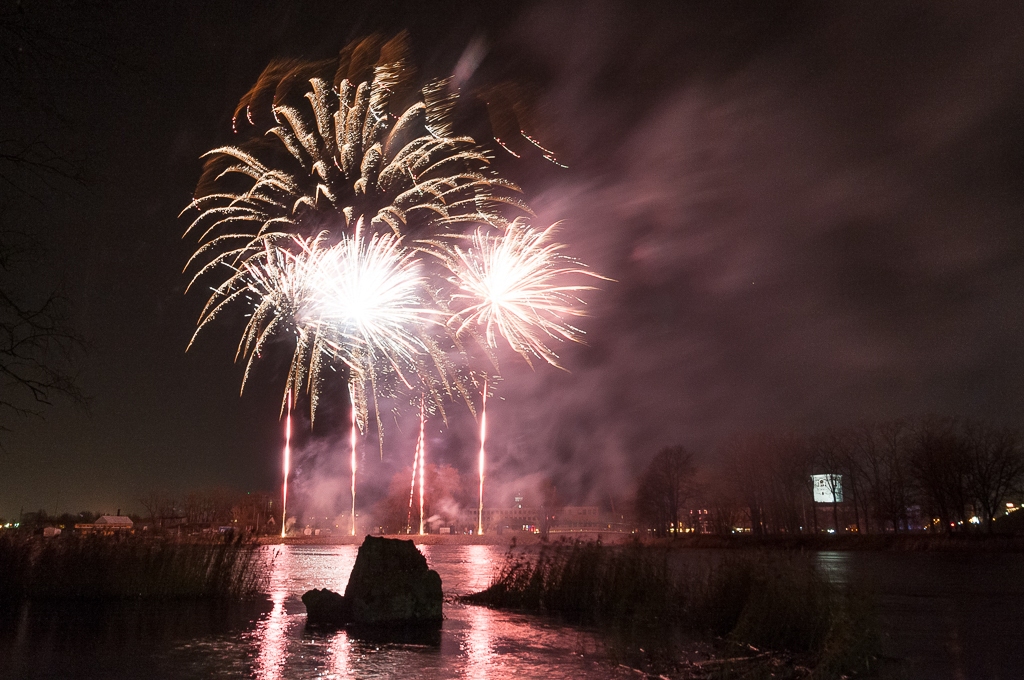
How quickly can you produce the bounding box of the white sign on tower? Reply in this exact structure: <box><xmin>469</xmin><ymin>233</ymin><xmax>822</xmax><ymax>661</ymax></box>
<box><xmin>811</xmin><ymin>474</ymin><xmax>843</xmax><ymax>503</ymax></box>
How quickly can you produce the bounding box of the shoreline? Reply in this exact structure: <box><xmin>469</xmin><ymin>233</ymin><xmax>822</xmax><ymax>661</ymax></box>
<box><xmin>257</xmin><ymin>531</ymin><xmax>1024</xmax><ymax>551</ymax></box>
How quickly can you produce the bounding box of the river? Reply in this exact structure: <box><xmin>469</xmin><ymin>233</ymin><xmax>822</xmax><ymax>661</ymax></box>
<box><xmin>1</xmin><ymin>543</ymin><xmax>1021</xmax><ymax>679</ymax></box>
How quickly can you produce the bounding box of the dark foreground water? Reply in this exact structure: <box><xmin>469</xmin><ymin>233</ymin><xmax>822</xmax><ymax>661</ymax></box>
<box><xmin>815</xmin><ymin>551</ymin><xmax>1024</xmax><ymax>680</ymax></box>
<box><xmin>1</xmin><ymin>544</ymin><xmax>1022</xmax><ymax>679</ymax></box>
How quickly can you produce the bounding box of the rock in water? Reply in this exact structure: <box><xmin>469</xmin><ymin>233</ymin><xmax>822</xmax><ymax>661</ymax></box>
<box><xmin>345</xmin><ymin>536</ymin><xmax>443</xmax><ymax>625</ymax></box>
<box><xmin>301</xmin><ymin>587</ymin><xmax>350</xmax><ymax>626</ymax></box>
<box><xmin>301</xmin><ymin>536</ymin><xmax>443</xmax><ymax>628</ymax></box>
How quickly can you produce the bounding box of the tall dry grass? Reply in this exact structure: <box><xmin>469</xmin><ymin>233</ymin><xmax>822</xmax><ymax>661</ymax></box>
<box><xmin>464</xmin><ymin>540</ymin><xmax>878</xmax><ymax>678</ymax></box>
<box><xmin>0</xmin><ymin>533</ymin><xmax>269</xmax><ymax>602</ymax></box>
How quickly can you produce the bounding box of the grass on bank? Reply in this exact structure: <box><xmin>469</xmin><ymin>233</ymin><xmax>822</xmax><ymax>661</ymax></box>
<box><xmin>0</xmin><ymin>533</ymin><xmax>269</xmax><ymax>601</ymax></box>
<box><xmin>464</xmin><ymin>541</ymin><xmax>879</xmax><ymax>678</ymax></box>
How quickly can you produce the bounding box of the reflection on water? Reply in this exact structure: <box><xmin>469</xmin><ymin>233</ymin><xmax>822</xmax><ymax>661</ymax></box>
<box><xmin>464</xmin><ymin>595</ymin><xmax>493</xmax><ymax>679</ymax></box>
<box><xmin>0</xmin><ymin>543</ymin><xmax>635</xmax><ymax>679</ymax></box>
<box><xmin>251</xmin><ymin>592</ymin><xmax>287</xmax><ymax>680</ymax></box>
<box><xmin>3</xmin><ymin>544</ymin><xmax>1023</xmax><ymax>679</ymax></box>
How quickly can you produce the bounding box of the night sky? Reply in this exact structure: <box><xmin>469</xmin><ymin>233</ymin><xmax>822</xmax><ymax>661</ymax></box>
<box><xmin>3</xmin><ymin>1</ymin><xmax>1023</xmax><ymax>520</ymax></box>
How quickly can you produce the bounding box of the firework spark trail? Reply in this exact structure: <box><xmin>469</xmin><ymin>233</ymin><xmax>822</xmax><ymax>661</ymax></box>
<box><xmin>349</xmin><ymin>384</ymin><xmax>358</xmax><ymax>537</ymax></box>
<box><xmin>281</xmin><ymin>390</ymin><xmax>292</xmax><ymax>538</ymax></box>
<box><xmin>477</xmin><ymin>377</ymin><xmax>487</xmax><ymax>535</ymax></box>
<box><xmin>418</xmin><ymin>397</ymin><xmax>426</xmax><ymax>535</ymax></box>
<box><xmin>406</xmin><ymin>415</ymin><xmax>420</xmax><ymax>534</ymax></box>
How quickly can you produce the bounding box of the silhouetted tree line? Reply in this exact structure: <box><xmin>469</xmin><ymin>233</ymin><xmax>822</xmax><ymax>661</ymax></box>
<box><xmin>634</xmin><ymin>417</ymin><xmax>1024</xmax><ymax>536</ymax></box>
<box><xmin>8</xmin><ymin>508</ymin><xmax>105</xmax><ymax>531</ymax></box>
<box><xmin>137</xmin><ymin>488</ymin><xmax>276</xmax><ymax>534</ymax></box>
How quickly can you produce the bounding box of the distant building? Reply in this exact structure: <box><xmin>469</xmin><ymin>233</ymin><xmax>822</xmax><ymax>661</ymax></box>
<box><xmin>76</xmin><ymin>515</ymin><xmax>134</xmax><ymax>534</ymax></box>
<box><xmin>482</xmin><ymin>505</ymin><xmax>540</xmax><ymax>533</ymax></box>
<box><xmin>551</xmin><ymin>506</ymin><xmax>602</xmax><ymax>533</ymax></box>
<box><xmin>482</xmin><ymin>502</ymin><xmax>629</xmax><ymax>534</ymax></box>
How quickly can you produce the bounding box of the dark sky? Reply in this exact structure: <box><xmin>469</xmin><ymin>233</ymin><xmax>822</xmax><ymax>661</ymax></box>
<box><xmin>2</xmin><ymin>1</ymin><xmax>1023</xmax><ymax>519</ymax></box>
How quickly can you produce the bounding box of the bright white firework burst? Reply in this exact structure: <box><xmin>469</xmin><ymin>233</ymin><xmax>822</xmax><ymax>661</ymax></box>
<box><xmin>441</xmin><ymin>219</ymin><xmax>607</xmax><ymax>369</ymax></box>
<box><xmin>304</xmin><ymin>229</ymin><xmax>440</xmax><ymax>386</ymax></box>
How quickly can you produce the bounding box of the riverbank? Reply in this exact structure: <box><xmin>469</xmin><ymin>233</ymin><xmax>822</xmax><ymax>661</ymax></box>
<box><xmin>258</xmin><ymin>531</ymin><xmax>1024</xmax><ymax>551</ymax></box>
<box><xmin>463</xmin><ymin>540</ymin><xmax>880</xmax><ymax>678</ymax></box>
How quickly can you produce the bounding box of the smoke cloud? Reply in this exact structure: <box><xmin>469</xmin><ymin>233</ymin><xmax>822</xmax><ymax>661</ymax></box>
<box><xmin>471</xmin><ymin>1</ymin><xmax>1024</xmax><ymax>506</ymax></box>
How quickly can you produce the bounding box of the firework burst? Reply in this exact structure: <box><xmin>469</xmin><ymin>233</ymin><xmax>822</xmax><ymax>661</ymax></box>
<box><xmin>441</xmin><ymin>219</ymin><xmax>606</xmax><ymax>369</ymax></box>
<box><xmin>183</xmin><ymin>35</ymin><xmax>604</xmax><ymax>534</ymax></box>
<box><xmin>183</xmin><ymin>35</ymin><xmax>532</xmax><ymax>421</ymax></box>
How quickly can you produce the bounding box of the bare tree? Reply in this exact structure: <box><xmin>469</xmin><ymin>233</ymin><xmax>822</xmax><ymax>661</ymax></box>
<box><xmin>862</xmin><ymin>420</ymin><xmax>916</xmax><ymax>533</ymax></box>
<box><xmin>0</xmin><ymin>2</ymin><xmax>104</xmax><ymax>433</ymax></box>
<box><xmin>232</xmin><ymin>492</ymin><xmax>274</xmax><ymax>533</ymax></box>
<box><xmin>634</xmin><ymin>445</ymin><xmax>696</xmax><ymax>537</ymax></box>
<box><xmin>703</xmin><ymin>469</ymin><xmax>746</xmax><ymax>535</ymax></box>
<box><xmin>719</xmin><ymin>434</ymin><xmax>769</xmax><ymax>535</ymax></box>
<box><xmin>908</xmin><ymin>417</ymin><xmax>971</xmax><ymax>533</ymax></box>
<box><xmin>183</xmin><ymin>489</ymin><xmax>236</xmax><ymax>527</ymax></box>
<box><xmin>963</xmin><ymin>421</ymin><xmax>1024</xmax><ymax>533</ymax></box>
<box><xmin>829</xmin><ymin>427</ymin><xmax>873</xmax><ymax>533</ymax></box>
<box><xmin>0</xmin><ymin>232</ymin><xmax>83</xmax><ymax>427</ymax></box>
<box><xmin>721</xmin><ymin>431</ymin><xmax>814</xmax><ymax>535</ymax></box>
<box><xmin>766</xmin><ymin>433</ymin><xmax>814</xmax><ymax>534</ymax></box>
<box><xmin>813</xmin><ymin>429</ymin><xmax>849</xmax><ymax>532</ymax></box>
<box><xmin>138</xmin><ymin>490</ymin><xmax>179</xmax><ymax>529</ymax></box>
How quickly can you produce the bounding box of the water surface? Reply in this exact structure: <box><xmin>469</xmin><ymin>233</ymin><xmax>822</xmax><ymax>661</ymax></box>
<box><xmin>0</xmin><ymin>544</ymin><xmax>633</xmax><ymax>679</ymax></box>
<box><xmin>2</xmin><ymin>543</ymin><xmax>1022</xmax><ymax>679</ymax></box>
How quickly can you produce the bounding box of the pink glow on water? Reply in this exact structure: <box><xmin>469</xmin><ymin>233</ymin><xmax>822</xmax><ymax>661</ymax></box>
<box><xmin>209</xmin><ymin>545</ymin><xmax>637</xmax><ymax>678</ymax></box>
<box><xmin>252</xmin><ymin>592</ymin><xmax>288</xmax><ymax>680</ymax></box>
<box><xmin>464</xmin><ymin>595</ymin><xmax>493</xmax><ymax>679</ymax></box>
<box><xmin>326</xmin><ymin>631</ymin><xmax>351</xmax><ymax>677</ymax></box>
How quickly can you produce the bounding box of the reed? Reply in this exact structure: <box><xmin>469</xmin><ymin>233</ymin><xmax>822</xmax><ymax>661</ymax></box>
<box><xmin>465</xmin><ymin>540</ymin><xmax>878</xmax><ymax>678</ymax></box>
<box><xmin>0</xmin><ymin>533</ymin><xmax>269</xmax><ymax>602</ymax></box>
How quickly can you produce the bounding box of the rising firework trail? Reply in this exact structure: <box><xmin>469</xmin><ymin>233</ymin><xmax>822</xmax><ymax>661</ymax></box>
<box><xmin>281</xmin><ymin>390</ymin><xmax>292</xmax><ymax>538</ymax></box>
<box><xmin>477</xmin><ymin>377</ymin><xmax>488</xmax><ymax>535</ymax></box>
<box><xmin>349</xmin><ymin>384</ymin><xmax>358</xmax><ymax>536</ymax></box>
<box><xmin>418</xmin><ymin>397</ymin><xmax>426</xmax><ymax>535</ymax></box>
<box><xmin>406</xmin><ymin>427</ymin><xmax>420</xmax><ymax>534</ymax></box>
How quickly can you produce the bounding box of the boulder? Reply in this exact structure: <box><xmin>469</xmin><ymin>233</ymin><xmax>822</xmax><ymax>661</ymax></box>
<box><xmin>302</xmin><ymin>536</ymin><xmax>443</xmax><ymax>628</ymax></box>
<box><xmin>301</xmin><ymin>587</ymin><xmax>350</xmax><ymax>626</ymax></box>
<box><xmin>345</xmin><ymin>536</ymin><xmax>443</xmax><ymax>625</ymax></box>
